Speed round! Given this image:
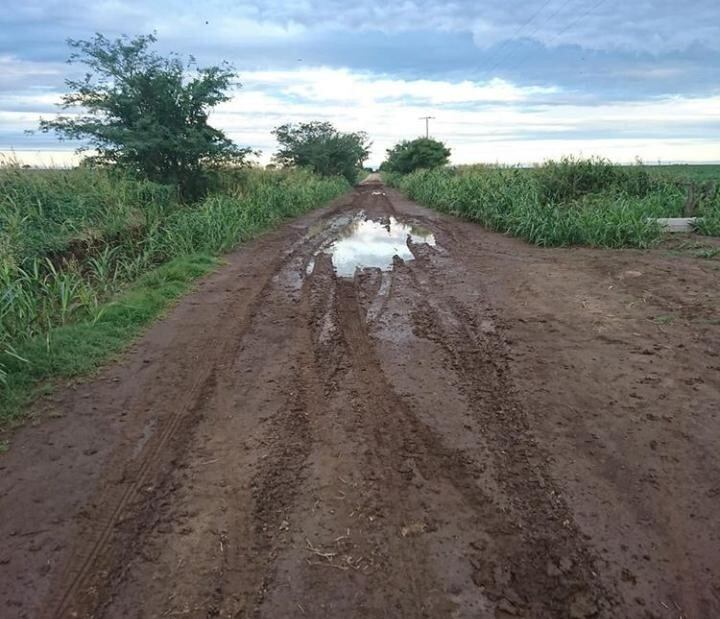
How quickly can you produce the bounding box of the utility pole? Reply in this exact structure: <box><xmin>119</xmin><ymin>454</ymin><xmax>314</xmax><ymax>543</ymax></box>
<box><xmin>419</xmin><ymin>116</ymin><xmax>435</xmax><ymax>138</ymax></box>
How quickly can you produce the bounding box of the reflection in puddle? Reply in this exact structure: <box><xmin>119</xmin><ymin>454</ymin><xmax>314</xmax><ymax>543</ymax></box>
<box><xmin>320</xmin><ymin>214</ymin><xmax>436</xmax><ymax>278</ymax></box>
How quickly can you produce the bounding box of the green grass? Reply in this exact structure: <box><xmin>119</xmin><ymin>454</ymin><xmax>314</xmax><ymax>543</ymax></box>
<box><xmin>642</xmin><ymin>164</ymin><xmax>720</xmax><ymax>184</ymax></box>
<box><xmin>695</xmin><ymin>197</ymin><xmax>720</xmax><ymax>237</ymax></box>
<box><xmin>385</xmin><ymin>157</ymin><xmax>719</xmax><ymax>248</ymax></box>
<box><xmin>1</xmin><ymin>164</ymin><xmax>349</xmax><ymax>424</ymax></box>
<box><xmin>665</xmin><ymin>240</ymin><xmax>720</xmax><ymax>260</ymax></box>
<box><xmin>1</xmin><ymin>254</ymin><xmax>217</xmax><ymax>423</ymax></box>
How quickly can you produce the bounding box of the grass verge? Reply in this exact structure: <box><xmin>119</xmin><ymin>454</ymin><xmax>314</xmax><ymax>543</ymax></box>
<box><xmin>385</xmin><ymin>158</ymin><xmax>719</xmax><ymax>248</ymax></box>
<box><xmin>1</xmin><ymin>254</ymin><xmax>217</xmax><ymax>426</ymax></box>
<box><xmin>1</xmin><ymin>165</ymin><xmax>350</xmax><ymax>427</ymax></box>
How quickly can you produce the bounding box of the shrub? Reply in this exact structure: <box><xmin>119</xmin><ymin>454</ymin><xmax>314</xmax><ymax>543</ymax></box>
<box><xmin>381</xmin><ymin>138</ymin><xmax>451</xmax><ymax>174</ymax></box>
<box><xmin>385</xmin><ymin>161</ymin><xmax>680</xmax><ymax>248</ymax></box>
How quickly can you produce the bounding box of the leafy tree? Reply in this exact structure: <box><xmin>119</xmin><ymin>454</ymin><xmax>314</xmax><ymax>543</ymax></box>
<box><xmin>38</xmin><ymin>33</ymin><xmax>251</xmax><ymax>199</ymax></box>
<box><xmin>272</xmin><ymin>121</ymin><xmax>370</xmax><ymax>184</ymax></box>
<box><xmin>381</xmin><ymin>138</ymin><xmax>451</xmax><ymax>174</ymax></box>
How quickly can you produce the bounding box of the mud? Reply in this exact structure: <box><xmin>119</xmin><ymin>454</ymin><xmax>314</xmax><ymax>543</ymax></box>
<box><xmin>1</xmin><ymin>180</ymin><xmax>719</xmax><ymax>618</ymax></box>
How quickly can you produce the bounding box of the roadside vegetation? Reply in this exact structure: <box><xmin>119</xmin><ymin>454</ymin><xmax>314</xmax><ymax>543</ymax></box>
<box><xmin>0</xmin><ymin>33</ymin><xmax>356</xmax><ymax>424</ymax></box>
<box><xmin>385</xmin><ymin>156</ymin><xmax>720</xmax><ymax>247</ymax></box>
<box><xmin>272</xmin><ymin>121</ymin><xmax>370</xmax><ymax>184</ymax></box>
<box><xmin>380</xmin><ymin>137</ymin><xmax>450</xmax><ymax>174</ymax></box>
<box><xmin>0</xmin><ymin>164</ymin><xmax>347</xmax><ymax>421</ymax></box>
<box><xmin>37</xmin><ymin>33</ymin><xmax>253</xmax><ymax>201</ymax></box>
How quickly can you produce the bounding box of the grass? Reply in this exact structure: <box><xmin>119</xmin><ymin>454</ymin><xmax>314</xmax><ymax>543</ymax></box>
<box><xmin>695</xmin><ymin>198</ymin><xmax>720</xmax><ymax>237</ymax></box>
<box><xmin>385</xmin><ymin>157</ymin><xmax>720</xmax><ymax>248</ymax></box>
<box><xmin>665</xmin><ymin>240</ymin><xmax>720</xmax><ymax>260</ymax></box>
<box><xmin>642</xmin><ymin>164</ymin><xmax>720</xmax><ymax>184</ymax></box>
<box><xmin>1</xmin><ymin>254</ymin><xmax>217</xmax><ymax>423</ymax></box>
<box><xmin>1</xmin><ymin>164</ymin><xmax>349</xmax><ymax>424</ymax></box>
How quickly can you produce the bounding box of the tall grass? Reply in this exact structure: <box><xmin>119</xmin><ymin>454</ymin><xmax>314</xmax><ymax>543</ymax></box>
<box><xmin>385</xmin><ymin>157</ymin><xmax>693</xmax><ymax>248</ymax></box>
<box><xmin>695</xmin><ymin>191</ymin><xmax>720</xmax><ymax>236</ymax></box>
<box><xmin>0</xmin><ymin>164</ymin><xmax>348</xmax><ymax>403</ymax></box>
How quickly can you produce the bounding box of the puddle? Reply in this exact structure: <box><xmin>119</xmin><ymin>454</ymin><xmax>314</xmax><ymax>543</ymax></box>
<box><xmin>319</xmin><ymin>213</ymin><xmax>436</xmax><ymax>278</ymax></box>
<box><xmin>305</xmin><ymin>257</ymin><xmax>315</xmax><ymax>275</ymax></box>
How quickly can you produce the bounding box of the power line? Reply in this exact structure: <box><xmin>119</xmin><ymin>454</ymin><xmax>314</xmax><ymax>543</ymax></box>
<box><xmin>486</xmin><ymin>0</ymin><xmax>578</xmax><ymax>76</ymax></box>
<box><xmin>546</xmin><ymin>0</ymin><xmax>608</xmax><ymax>44</ymax></box>
<box><xmin>500</xmin><ymin>0</ymin><xmax>608</xmax><ymax>75</ymax></box>
<box><xmin>477</xmin><ymin>0</ymin><xmax>556</xmax><ymax>76</ymax></box>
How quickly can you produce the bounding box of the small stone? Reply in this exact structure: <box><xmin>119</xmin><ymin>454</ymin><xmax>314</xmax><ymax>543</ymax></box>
<box><xmin>568</xmin><ymin>592</ymin><xmax>598</xmax><ymax>618</ymax></box>
<box><xmin>496</xmin><ymin>598</ymin><xmax>519</xmax><ymax>615</ymax></box>
<box><xmin>546</xmin><ymin>561</ymin><xmax>562</xmax><ymax>577</ymax></box>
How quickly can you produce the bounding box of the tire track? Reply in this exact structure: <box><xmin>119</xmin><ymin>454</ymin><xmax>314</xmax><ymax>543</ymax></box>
<box><xmin>401</xmin><ymin>253</ymin><xmax>617</xmax><ymax>616</ymax></box>
<box><xmin>214</xmin><ymin>275</ymin><xmax>327</xmax><ymax>617</ymax></box>
<box><xmin>43</xmin><ymin>209</ymin><xmax>350</xmax><ymax>619</ymax></box>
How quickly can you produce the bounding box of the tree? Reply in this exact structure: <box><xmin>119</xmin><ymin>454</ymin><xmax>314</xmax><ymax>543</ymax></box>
<box><xmin>272</xmin><ymin>121</ymin><xmax>370</xmax><ymax>184</ymax></box>
<box><xmin>38</xmin><ymin>33</ymin><xmax>252</xmax><ymax>199</ymax></box>
<box><xmin>381</xmin><ymin>138</ymin><xmax>450</xmax><ymax>174</ymax></box>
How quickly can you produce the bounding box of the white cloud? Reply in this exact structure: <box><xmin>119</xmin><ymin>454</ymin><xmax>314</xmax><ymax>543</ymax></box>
<box><xmin>216</xmin><ymin>68</ymin><xmax>720</xmax><ymax>166</ymax></box>
<box><xmin>4</xmin><ymin>66</ymin><xmax>720</xmax><ymax>167</ymax></box>
<box><xmin>176</xmin><ymin>0</ymin><xmax>720</xmax><ymax>53</ymax></box>
<box><xmin>0</xmin><ymin>56</ymin><xmax>65</xmax><ymax>92</ymax></box>
<box><xmin>240</xmin><ymin>68</ymin><xmax>558</xmax><ymax>105</ymax></box>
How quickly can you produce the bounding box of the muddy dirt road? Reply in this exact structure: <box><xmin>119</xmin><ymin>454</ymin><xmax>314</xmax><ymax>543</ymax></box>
<box><xmin>2</xmin><ymin>180</ymin><xmax>719</xmax><ymax>618</ymax></box>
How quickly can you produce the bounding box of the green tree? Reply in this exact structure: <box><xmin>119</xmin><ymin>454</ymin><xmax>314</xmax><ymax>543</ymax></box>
<box><xmin>381</xmin><ymin>138</ymin><xmax>451</xmax><ymax>174</ymax></box>
<box><xmin>272</xmin><ymin>121</ymin><xmax>370</xmax><ymax>184</ymax></box>
<box><xmin>38</xmin><ymin>33</ymin><xmax>251</xmax><ymax>199</ymax></box>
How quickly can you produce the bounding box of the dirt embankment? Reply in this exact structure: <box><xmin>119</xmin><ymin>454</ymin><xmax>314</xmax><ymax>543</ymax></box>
<box><xmin>1</xmin><ymin>181</ymin><xmax>719</xmax><ymax>618</ymax></box>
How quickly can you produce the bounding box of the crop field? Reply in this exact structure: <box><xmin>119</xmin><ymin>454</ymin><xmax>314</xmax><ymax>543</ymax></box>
<box><xmin>0</xmin><ymin>164</ymin><xmax>348</xmax><ymax>418</ymax></box>
<box><xmin>643</xmin><ymin>163</ymin><xmax>720</xmax><ymax>183</ymax></box>
<box><xmin>385</xmin><ymin>158</ymin><xmax>720</xmax><ymax>246</ymax></box>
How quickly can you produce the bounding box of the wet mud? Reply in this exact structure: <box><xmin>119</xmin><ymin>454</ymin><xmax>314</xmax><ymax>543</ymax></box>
<box><xmin>1</xmin><ymin>180</ymin><xmax>719</xmax><ymax>618</ymax></box>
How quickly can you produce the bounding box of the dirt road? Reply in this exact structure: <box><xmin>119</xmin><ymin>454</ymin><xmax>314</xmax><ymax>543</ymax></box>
<box><xmin>1</xmin><ymin>179</ymin><xmax>719</xmax><ymax>618</ymax></box>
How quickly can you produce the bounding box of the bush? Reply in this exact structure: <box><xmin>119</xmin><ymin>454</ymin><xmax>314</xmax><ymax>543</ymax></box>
<box><xmin>382</xmin><ymin>138</ymin><xmax>451</xmax><ymax>174</ymax></box>
<box><xmin>533</xmin><ymin>156</ymin><xmax>662</xmax><ymax>203</ymax></box>
<box><xmin>696</xmin><ymin>191</ymin><xmax>720</xmax><ymax>236</ymax></box>
<box><xmin>38</xmin><ymin>33</ymin><xmax>252</xmax><ymax>200</ymax></box>
<box><xmin>272</xmin><ymin>121</ymin><xmax>370</xmax><ymax>184</ymax></box>
<box><xmin>385</xmin><ymin>161</ymin><xmax>685</xmax><ymax>248</ymax></box>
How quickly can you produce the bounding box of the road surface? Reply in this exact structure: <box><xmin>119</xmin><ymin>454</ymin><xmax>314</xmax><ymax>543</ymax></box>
<box><xmin>1</xmin><ymin>179</ymin><xmax>719</xmax><ymax>618</ymax></box>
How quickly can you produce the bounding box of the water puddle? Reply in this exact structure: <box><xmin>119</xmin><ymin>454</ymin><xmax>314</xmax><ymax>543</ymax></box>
<box><xmin>317</xmin><ymin>213</ymin><xmax>436</xmax><ymax>278</ymax></box>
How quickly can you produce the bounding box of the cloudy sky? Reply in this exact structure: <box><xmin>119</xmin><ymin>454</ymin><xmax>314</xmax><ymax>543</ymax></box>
<box><xmin>2</xmin><ymin>0</ymin><xmax>720</xmax><ymax>167</ymax></box>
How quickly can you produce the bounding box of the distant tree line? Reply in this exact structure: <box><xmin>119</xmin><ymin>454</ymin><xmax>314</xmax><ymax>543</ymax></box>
<box><xmin>38</xmin><ymin>33</ymin><xmax>450</xmax><ymax>201</ymax></box>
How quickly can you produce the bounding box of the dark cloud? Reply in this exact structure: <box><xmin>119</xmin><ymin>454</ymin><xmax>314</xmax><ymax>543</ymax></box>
<box><xmin>2</xmin><ymin>1</ymin><xmax>718</xmax><ymax>100</ymax></box>
<box><xmin>2</xmin><ymin>0</ymin><xmax>719</xmax><ymax>162</ymax></box>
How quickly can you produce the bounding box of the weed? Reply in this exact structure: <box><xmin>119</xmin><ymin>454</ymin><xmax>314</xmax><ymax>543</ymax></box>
<box><xmin>385</xmin><ymin>160</ymin><xmax>682</xmax><ymax>248</ymax></box>
<box><xmin>0</xmin><ymin>163</ymin><xmax>349</xmax><ymax>422</ymax></box>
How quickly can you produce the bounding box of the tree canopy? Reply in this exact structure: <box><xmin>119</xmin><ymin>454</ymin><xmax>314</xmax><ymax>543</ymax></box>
<box><xmin>381</xmin><ymin>138</ymin><xmax>451</xmax><ymax>174</ymax></box>
<box><xmin>272</xmin><ymin>121</ymin><xmax>370</xmax><ymax>184</ymax></box>
<box><xmin>38</xmin><ymin>33</ymin><xmax>251</xmax><ymax>199</ymax></box>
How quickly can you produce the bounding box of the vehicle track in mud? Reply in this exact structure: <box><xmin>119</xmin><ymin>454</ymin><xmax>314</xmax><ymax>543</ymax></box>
<box><xmin>1</xmin><ymin>180</ymin><xmax>719</xmax><ymax>618</ymax></box>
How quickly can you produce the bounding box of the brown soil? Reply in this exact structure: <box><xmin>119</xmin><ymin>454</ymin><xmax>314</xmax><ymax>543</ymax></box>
<box><xmin>1</xmin><ymin>180</ymin><xmax>719</xmax><ymax>618</ymax></box>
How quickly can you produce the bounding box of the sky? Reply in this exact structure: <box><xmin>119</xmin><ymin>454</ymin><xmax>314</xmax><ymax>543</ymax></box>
<box><xmin>1</xmin><ymin>0</ymin><xmax>719</xmax><ymax>167</ymax></box>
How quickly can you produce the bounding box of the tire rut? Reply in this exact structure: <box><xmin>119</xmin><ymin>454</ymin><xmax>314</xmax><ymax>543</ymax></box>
<box><xmin>42</xmin><ymin>215</ymin><xmax>344</xmax><ymax>619</ymax></box>
<box><xmin>403</xmin><ymin>253</ymin><xmax>617</xmax><ymax>616</ymax></box>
